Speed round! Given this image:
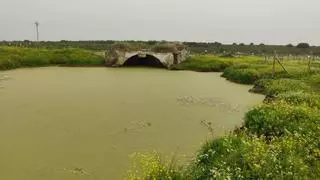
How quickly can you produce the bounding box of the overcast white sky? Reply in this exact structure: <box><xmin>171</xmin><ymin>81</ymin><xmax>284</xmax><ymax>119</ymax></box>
<box><xmin>0</xmin><ymin>0</ymin><xmax>319</xmax><ymax>45</ymax></box>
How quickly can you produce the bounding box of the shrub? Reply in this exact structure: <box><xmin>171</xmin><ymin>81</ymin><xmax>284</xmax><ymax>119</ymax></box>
<box><xmin>244</xmin><ymin>103</ymin><xmax>320</xmax><ymax>137</ymax></box>
<box><xmin>296</xmin><ymin>43</ymin><xmax>310</xmax><ymax>49</ymax></box>
<box><xmin>250</xmin><ymin>78</ymin><xmax>312</xmax><ymax>96</ymax></box>
<box><xmin>306</xmin><ymin>74</ymin><xmax>320</xmax><ymax>90</ymax></box>
<box><xmin>63</xmin><ymin>49</ymin><xmax>104</xmax><ymax>65</ymax></box>
<box><xmin>219</xmin><ymin>52</ymin><xmax>235</xmax><ymax>58</ymax></box>
<box><xmin>222</xmin><ymin>68</ymin><xmax>261</xmax><ymax>84</ymax></box>
<box><xmin>187</xmin><ymin>133</ymin><xmax>320</xmax><ymax>179</ymax></box>
<box><xmin>151</xmin><ymin>44</ymin><xmax>178</xmax><ymax>53</ymax></box>
<box><xmin>286</xmin><ymin>44</ymin><xmax>294</xmax><ymax>48</ymax></box>
<box><xmin>20</xmin><ymin>51</ymin><xmax>50</xmax><ymax>66</ymax></box>
<box><xmin>273</xmin><ymin>91</ymin><xmax>320</xmax><ymax>109</ymax></box>
<box><xmin>174</xmin><ymin>56</ymin><xmax>232</xmax><ymax>72</ymax></box>
<box><xmin>110</xmin><ymin>42</ymin><xmax>133</xmax><ymax>51</ymax></box>
<box><xmin>0</xmin><ymin>46</ymin><xmax>104</xmax><ymax>70</ymax></box>
<box><xmin>0</xmin><ymin>56</ymin><xmax>21</xmax><ymax>70</ymax></box>
<box><xmin>126</xmin><ymin>151</ymin><xmax>183</xmax><ymax>180</ymax></box>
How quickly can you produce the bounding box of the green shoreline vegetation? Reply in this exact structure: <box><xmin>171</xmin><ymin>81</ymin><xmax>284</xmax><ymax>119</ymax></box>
<box><xmin>0</xmin><ymin>46</ymin><xmax>104</xmax><ymax>70</ymax></box>
<box><xmin>129</xmin><ymin>56</ymin><xmax>320</xmax><ymax>179</ymax></box>
<box><xmin>1</xmin><ymin>46</ymin><xmax>319</xmax><ymax>179</ymax></box>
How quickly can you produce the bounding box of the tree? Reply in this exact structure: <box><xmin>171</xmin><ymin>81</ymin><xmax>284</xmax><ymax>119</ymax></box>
<box><xmin>286</xmin><ymin>44</ymin><xmax>294</xmax><ymax>48</ymax></box>
<box><xmin>296</xmin><ymin>43</ymin><xmax>310</xmax><ymax>48</ymax></box>
<box><xmin>111</xmin><ymin>42</ymin><xmax>132</xmax><ymax>51</ymax></box>
<box><xmin>152</xmin><ymin>43</ymin><xmax>178</xmax><ymax>53</ymax></box>
<box><xmin>213</xmin><ymin>42</ymin><xmax>222</xmax><ymax>46</ymax></box>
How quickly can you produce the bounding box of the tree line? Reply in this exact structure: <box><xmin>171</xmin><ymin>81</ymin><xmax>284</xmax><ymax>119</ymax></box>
<box><xmin>0</xmin><ymin>40</ymin><xmax>319</xmax><ymax>55</ymax></box>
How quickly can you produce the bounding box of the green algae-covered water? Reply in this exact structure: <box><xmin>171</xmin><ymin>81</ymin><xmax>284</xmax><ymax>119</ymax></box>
<box><xmin>0</xmin><ymin>67</ymin><xmax>264</xmax><ymax>180</ymax></box>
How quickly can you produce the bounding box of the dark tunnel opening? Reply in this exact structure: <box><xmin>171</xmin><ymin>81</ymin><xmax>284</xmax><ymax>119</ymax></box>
<box><xmin>123</xmin><ymin>55</ymin><xmax>166</xmax><ymax>68</ymax></box>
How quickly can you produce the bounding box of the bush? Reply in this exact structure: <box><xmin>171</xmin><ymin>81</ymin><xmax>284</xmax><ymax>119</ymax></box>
<box><xmin>306</xmin><ymin>74</ymin><xmax>320</xmax><ymax>90</ymax></box>
<box><xmin>20</xmin><ymin>51</ymin><xmax>50</xmax><ymax>66</ymax></box>
<box><xmin>250</xmin><ymin>78</ymin><xmax>312</xmax><ymax>96</ymax></box>
<box><xmin>0</xmin><ymin>46</ymin><xmax>104</xmax><ymax>70</ymax></box>
<box><xmin>222</xmin><ymin>68</ymin><xmax>261</xmax><ymax>84</ymax></box>
<box><xmin>187</xmin><ymin>133</ymin><xmax>320</xmax><ymax>179</ymax></box>
<box><xmin>0</xmin><ymin>56</ymin><xmax>21</xmax><ymax>70</ymax></box>
<box><xmin>110</xmin><ymin>42</ymin><xmax>133</xmax><ymax>51</ymax></box>
<box><xmin>173</xmin><ymin>56</ymin><xmax>232</xmax><ymax>72</ymax></box>
<box><xmin>286</xmin><ymin>44</ymin><xmax>294</xmax><ymax>48</ymax></box>
<box><xmin>151</xmin><ymin>43</ymin><xmax>178</xmax><ymax>53</ymax></box>
<box><xmin>219</xmin><ymin>52</ymin><xmax>235</xmax><ymax>58</ymax></box>
<box><xmin>296</xmin><ymin>43</ymin><xmax>310</xmax><ymax>49</ymax></box>
<box><xmin>126</xmin><ymin>151</ymin><xmax>183</xmax><ymax>180</ymax></box>
<box><xmin>273</xmin><ymin>91</ymin><xmax>320</xmax><ymax>109</ymax></box>
<box><xmin>244</xmin><ymin>103</ymin><xmax>320</xmax><ymax>137</ymax></box>
<box><xmin>62</xmin><ymin>49</ymin><xmax>104</xmax><ymax>65</ymax></box>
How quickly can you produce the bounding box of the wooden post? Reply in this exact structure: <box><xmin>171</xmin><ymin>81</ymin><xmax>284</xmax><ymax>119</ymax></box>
<box><xmin>272</xmin><ymin>51</ymin><xmax>288</xmax><ymax>77</ymax></box>
<box><xmin>308</xmin><ymin>51</ymin><xmax>313</xmax><ymax>73</ymax></box>
<box><xmin>272</xmin><ymin>51</ymin><xmax>276</xmax><ymax>78</ymax></box>
<box><xmin>264</xmin><ymin>55</ymin><xmax>267</xmax><ymax>63</ymax></box>
<box><xmin>275</xmin><ymin>56</ymin><xmax>288</xmax><ymax>73</ymax></box>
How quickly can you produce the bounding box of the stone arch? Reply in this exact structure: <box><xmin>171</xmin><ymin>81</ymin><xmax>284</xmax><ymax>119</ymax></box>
<box><xmin>122</xmin><ymin>54</ymin><xmax>166</xmax><ymax>68</ymax></box>
<box><xmin>105</xmin><ymin>50</ymin><xmax>187</xmax><ymax>68</ymax></box>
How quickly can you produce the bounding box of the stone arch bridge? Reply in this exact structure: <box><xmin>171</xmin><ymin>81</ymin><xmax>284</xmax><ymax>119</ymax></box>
<box><xmin>105</xmin><ymin>49</ymin><xmax>188</xmax><ymax>68</ymax></box>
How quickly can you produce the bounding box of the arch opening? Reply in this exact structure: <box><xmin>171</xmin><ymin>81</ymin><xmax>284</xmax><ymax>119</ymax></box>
<box><xmin>123</xmin><ymin>54</ymin><xmax>166</xmax><ymax>68</ymax></box>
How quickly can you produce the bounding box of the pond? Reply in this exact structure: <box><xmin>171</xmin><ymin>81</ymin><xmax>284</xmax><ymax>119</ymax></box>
<box><xmin>0</xmin><ymin>67</ymin><xmax>264</xmax><ymax>180</ymax></box>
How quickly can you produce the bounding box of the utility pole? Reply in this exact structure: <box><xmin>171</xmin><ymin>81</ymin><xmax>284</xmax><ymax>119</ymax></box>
<box><xmin>35</xmin><ymin>21</ymin><xmax>39</xmax><ymax>41</ymax></box>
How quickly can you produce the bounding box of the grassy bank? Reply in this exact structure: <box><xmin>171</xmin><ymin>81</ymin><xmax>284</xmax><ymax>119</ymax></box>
<box><xmin>128</xmin><ymin>55</ymin><xmax>320</xmax><ymax>179</ymax></box>
<box><xmin>0</xmin><ymin>46</ymin><xmax>104</xmax><ymax>70</ymax></box>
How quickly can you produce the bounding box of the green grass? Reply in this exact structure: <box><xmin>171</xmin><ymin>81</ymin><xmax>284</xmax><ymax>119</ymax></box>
<box><xmin>250</xmin><ymin>78</ymin><xmax>313</xmax><ymax>96</ymax></box>
<box><xmin>171</xmin><ymin>55</ymin><xmax>233</xmax><ymax>72</ymax></box>
<box><xmin>127</xmin><ymin>152</ymin><xmax>183</xmax><ymax>180</ymax></box>
<box><xmin>222</xmin><ymin>68</ymin><xmax>262</xmax><ymax>84</ymax></box>
<box><xmin>129</xmin><ymin>54</ymin><xmax>320</xmax><ymax>179</ymax></box>
<box><xmin>270</xmin><ymin>91</ymin><xmax>320</xmax><ymax>109</ymax></box>
<box><xmin>174</xmin><ymin>54</ymin><xmax>320</xmax><ymax>84</ymax></box>
<box><xmin>185</xmin><ymin>133</ymin><xmax>320</xmax><ymax>179</ymax></box>
<box><xmin>0</xmin><ymin>46</ymin><xmax>104</xmax><ymax>70</ymax></box>
<box><xmin>244</xmin><ymin>102</ymin><xmax>320</xmax><ymax>137</ymax></box>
